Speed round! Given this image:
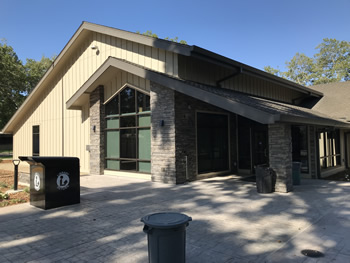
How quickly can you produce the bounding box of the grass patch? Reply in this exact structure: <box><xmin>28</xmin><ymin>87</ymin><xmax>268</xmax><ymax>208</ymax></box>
<box><xmin>0</xmin><ymin>171</ymin><xmax>29</xmax><ymax>207</ymax></box>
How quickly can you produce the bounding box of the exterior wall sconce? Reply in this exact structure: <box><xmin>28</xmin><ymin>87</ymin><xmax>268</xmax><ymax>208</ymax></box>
<box><xmin>92</xmin><ymin>125</ymin><xmax>96</xmax><ymax>133</ymax></box>
<box><xmin>160</xmin><ymin>120</ymin><xmax>164</xmax><ymax>127</ymax></box>
<box><xmin>91</xmin><ymin>45</ymin><xmax>99</xmax><ymax>55</ymax></box>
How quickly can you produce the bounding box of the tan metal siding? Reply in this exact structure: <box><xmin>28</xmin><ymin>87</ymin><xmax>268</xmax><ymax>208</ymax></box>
<box><xmin>104</xmin><ymin>71</ymin><xmax>150</xmax><ymax>102</ymax></box>
<box><xmin>13</xmin><ymin>77</ymin><xmax>63</xmax><ymax>164</ymax></box>
<box><xmin>13</xmin><ymin>31</ymin><xmax>177</xmax><ymax>173</ymax></box>
<box><xmin>178</xmin><ymin>55</ymin><xmax>302</xmax><ymax>104</ymax></box>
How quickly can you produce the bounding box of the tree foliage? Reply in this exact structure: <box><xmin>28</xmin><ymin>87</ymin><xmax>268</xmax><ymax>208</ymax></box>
<box><xmin>0</xmin><ymin>40</ymin><xmax>54</xmax><ymax>129</ymax></box>
<box><xmin>137</xmin><ymin>30</ymin><xmax>187</xmax><ymax>45</ymax></box>
<box><xmin>264</xmin><ymin>38</ymin><xmax>350</xmax><ymax>86</ymax></box>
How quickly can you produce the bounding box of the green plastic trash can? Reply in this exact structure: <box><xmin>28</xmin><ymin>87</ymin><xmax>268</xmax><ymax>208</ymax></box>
<box><xmin>141</xmin><ymin>212</ymin><xmax>192</xmax><ymax>263</ymax></box>
<box><xmin>292</xmin><ymin>162</ymin><xmax>301</xmax><ymax>185</ymax></box>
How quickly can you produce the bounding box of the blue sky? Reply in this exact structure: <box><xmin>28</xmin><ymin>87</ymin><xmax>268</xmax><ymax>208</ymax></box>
<box><xmin>1</xmin><ymin>0</ymin><xmax>350</xmax><ymax>71</ymax></box>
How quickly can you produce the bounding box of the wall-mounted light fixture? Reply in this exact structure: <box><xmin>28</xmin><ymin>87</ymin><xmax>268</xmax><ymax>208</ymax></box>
<box><xmin>92</xmin><ymin>125</ymin><xmax>96</xmax><ymax>133</ymax></box>
<box><xmin>160</xmin><ymin>120</ymin><xmax>164</xmax><ymax>127</ymax></box>
<box><xmin>91</xmin><ymin>45</ymin><xmax>99</xmax><ymax>55</ymax></box>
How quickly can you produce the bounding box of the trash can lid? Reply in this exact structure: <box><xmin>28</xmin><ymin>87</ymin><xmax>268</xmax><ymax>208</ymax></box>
<box><xmin>141</xmin><ymin>212</ymin><xmax>192</xmax><ymax>229</ymax></box>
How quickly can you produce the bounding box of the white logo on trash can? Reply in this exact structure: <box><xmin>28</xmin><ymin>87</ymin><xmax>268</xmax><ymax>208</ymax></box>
<box><xmin>34</xmin><ymin>172</ymin><xmax>40</xmax><ymax>191</ymax></box>
<box><xmin>57</xmin><ymin>172</ymin><xmax>70</xmax><ymax>190</ymax></box>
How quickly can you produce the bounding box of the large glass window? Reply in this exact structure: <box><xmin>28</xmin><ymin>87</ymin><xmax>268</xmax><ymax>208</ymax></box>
<box><xmin>319</xmin><ymin>130</ymin><xmax>341</xmax><ymax>169</ymax></box>
<box><xmin>292</xmin><ymin>126</ymin><xmax>309</xmax><ymax>173</ymax></box>
<box><xmin>105</xmin><ymin>87</ymin><xmax>151</xmax><ymax>173</ymax></box>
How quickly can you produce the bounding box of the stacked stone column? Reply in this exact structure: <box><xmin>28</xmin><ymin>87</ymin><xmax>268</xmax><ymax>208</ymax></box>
<box><xmin>89</xmin><ymin>86</ymin><xmax>105</xmax><ymax>175</ymax></box>
<box><xmin>268</xmin><ymin>123</ymin><xmax>293</xmax><ymax>192</ymax></box>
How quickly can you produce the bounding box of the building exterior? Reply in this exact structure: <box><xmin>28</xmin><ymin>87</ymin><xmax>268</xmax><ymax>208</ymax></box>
<box><xmin>2</xmin><ymin>22</ymin><xmax>350</xmax><ymax>192</ymax></box>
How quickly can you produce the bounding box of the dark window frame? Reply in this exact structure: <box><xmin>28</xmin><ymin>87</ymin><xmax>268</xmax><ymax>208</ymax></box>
<box><xmin>32</xmin><ymin>125</ymin><xmax>40</xmax><ymax>156</ymax></box>
<box><xmin>104</xmin><ymin>86</ymin><xmax>151</xmax><ymax>173</ymax></box>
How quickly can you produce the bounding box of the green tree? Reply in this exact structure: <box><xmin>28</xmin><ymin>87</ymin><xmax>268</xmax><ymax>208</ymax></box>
<box><xmin>24</xmin><ymin>55</ymin><xmax>54</xmax><ymax>94</ymax></box>
<box><xmin>264</xmin><ymin>38</ymin><xmax>350</xmax><ymax>86</ymax></box>
<box><xmin>0</xmin><ymin>40</ymin><xmax>26</xmax><ymax>129</ymax></box>
<box><xmin>0</xmin><ymin>40</ymin><xmax>54</xmax><ymax>129</ymax></box>
<box><xmin>137</xmin><ymin>30</ymin><xmax>187</xmax><ymax>45</ymax></box>
<box><xmin>283</xmin><ymin>53</ymin><xmax>315</xmax><ymax>86</ymax></box>
<box><xmin>313</xmin><ymin>38</ymin><xmax>350</xmax><ymax>84</ymax></box>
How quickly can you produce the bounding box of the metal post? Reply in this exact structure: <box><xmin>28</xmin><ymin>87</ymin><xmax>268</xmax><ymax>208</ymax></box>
<box><xmin>13</xmin><ymin>159</ymin><xmax>20</xmax><ymax>191</ymax></box>
<box><xmin>185</xmin><ymin>156</ymin><xmax>189</xmax><ymax>181</ymax></box>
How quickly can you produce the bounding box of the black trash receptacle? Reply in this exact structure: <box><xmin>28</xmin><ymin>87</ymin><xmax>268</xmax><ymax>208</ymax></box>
<box><xmin>292</xmin><ymin>162</ymin><xmax>301</xmax><ymax>185</ymax></box>
<box><xmin>141</xmin><ymin>212</ymin><xmax>192</xmax><ymax>263</ymax></box>
<box><xmin>19</xmin><ymin>156</ymin><xmax>80</xmax><ymax>210</ymax></box>
<box><xmin>256</xmin><ymin>165</ymin><xmax>275</xmax><ymax>193</ymax></box>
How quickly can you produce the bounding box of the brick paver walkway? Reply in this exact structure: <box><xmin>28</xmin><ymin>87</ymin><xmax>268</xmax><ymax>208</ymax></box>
<box><xmin>1</xmin><ymin>175</ymin><xmax>350</xmax><ymax>262</ymax></box>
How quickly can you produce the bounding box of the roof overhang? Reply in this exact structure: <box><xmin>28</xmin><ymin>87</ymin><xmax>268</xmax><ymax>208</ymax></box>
<box><xmin>67</xmin><ymin>57</ymin><xmax>349</xmax><ymax>128</ymax></box>
<box><xmin>1</xmin><ymin>22</ymin><xmax>192</xmax><ymax>133</ymax></box>
<box><xmin>67</xmin><ymin>57</ymin><xmax>278</xmax><ymax>124</ymax></box>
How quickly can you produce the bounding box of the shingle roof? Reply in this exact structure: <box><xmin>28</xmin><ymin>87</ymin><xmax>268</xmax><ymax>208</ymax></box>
<box><xmin>186</xmin><ymin>81</ymin><xmax>350</xmax><ymax>127</ymax></box>
<box><xmin>310</xmin><ymin>81</ymin><xmax>350</xmax><ymax>121</ymax></box>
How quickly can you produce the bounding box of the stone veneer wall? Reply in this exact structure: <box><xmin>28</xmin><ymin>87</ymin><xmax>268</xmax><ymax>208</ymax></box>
<box><xmin>268</xmin><ymin>123</ymin><xmax>293</xmax><ymax>192</ymax></box>
<box><xmin>150</xmin><ymin>82</ymin><xmax>177</xmax><ymax>183</ymax></box>
<box><xmin>150</xmin><ymin>81</ymin><xmax>237</xmax><ymax>184</ymax></box>
<box><xmin>174</xmin><ymin>91</ymin><xmax>237</xmax><ymax>183</ymax></box>
<box><xmin>89</xmin><ymin>86</ymin><xmax>105</xmax><ymax>175</ymax></box>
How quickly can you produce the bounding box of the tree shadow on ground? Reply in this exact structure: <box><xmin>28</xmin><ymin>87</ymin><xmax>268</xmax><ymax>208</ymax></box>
<box><xmin>0</xmin><ymin>176</ymin><xmax>350</xmax><ymax>262</ymax></box>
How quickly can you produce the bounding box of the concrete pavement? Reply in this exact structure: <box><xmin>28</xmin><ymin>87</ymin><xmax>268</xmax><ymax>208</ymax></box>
<box><xmin>1</xmin><ymin>174</ymin><xmax>350</xmax><ymax>262</ymax></box>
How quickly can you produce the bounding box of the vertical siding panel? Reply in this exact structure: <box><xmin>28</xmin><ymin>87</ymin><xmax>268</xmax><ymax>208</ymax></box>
<box><xmin>111</xmin><ymin>36</ymin><xmax>116</xmax><ymax>58</ymax></box>
<box><xmin>127</xmin><ymin>72</ymin><xmax>133</xmax><ymax>83</ymax></box>
<box><xmin>173</xmin><ymin>53</ymin><xmax>178</xmax><ymax>77</ymax></box>
<box><xmin>133</xmin><ymin>75</ymin><xmax>139</xmax><ymax>87</ymax></box>
<box><xmin>151</xmin><ymin>47</ymin><xmax>158</xmax><ymax>71</ymax></box>
<box><xmin>122</xmin><ymin>71</ymin><xmax>127</xmax><ymax>85</ymax></box>
<box><xmin>139</xmin><ymin>77</ymin><xmax>146</xmax><ymax>90</ymax></box>
<box><xmin>106</xmin><ymin>35</ymin><xmax>111</xmax><ymax>56</ymax></box>
<box><xmin>159</xmin><ymin>49</ymin><xmax>165</xmax><ymax>73</ymax></box>
<box><xmin>132</xmin><ymin>42</ymin><xmax>139</xmax><ymax>64</ymax></box>
<box><xmin>112</xmin><ymin>77</ymin><xmax>117</xmax><ymax>97</ymax></box>
<box><xmin>121</xmin><ymin>39</ymin><xmax>127</xmax><ymax>60</ymax></box>
<box><xmin>117</xmin><ymin>70</ymin><xmax>122</xmax><ymax>93</ymax></box>
<box><xmin>145</xmin><ymin>46</ymin><xmax>152</xmax><ymax>69</ymax></box>
<box><xmin>127</xmin><ymin>40</ymin><xmax>132</xmax><ymax>62</ymax></box>
<box><xmin>139</xmin><ymin>44</ymin><xmax>145</xmax><ymax>67</ymax></box>
<box><xmin>116</xmin><ymin>37</ymin><xmax>122</xmax><ymax>59</ymax></box>
<box><xmin>165</xmin><ymin>51</ymin><xmax>173</xmax><ymax>75</ymax></box>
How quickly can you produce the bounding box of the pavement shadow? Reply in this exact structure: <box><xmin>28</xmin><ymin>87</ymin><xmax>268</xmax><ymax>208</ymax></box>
<box><xmin>0</xmin><ymin>176</ymin><xmax>350</xmax><ymax>262</ymax></box>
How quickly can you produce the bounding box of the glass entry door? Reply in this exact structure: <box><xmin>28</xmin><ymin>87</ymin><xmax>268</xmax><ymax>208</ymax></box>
<box><xmin>237</xmin><ymin>116</ymin><xmax>268</xmax><ymax>173</ymax></box>
<box><xmin>197</xmin><ymin>112</ymin><xmax>229</xmax><ymax>174</ymax></box>
<box><xmin>252</xmin><ymin>129</ymin><xmax>268</xmax><ymax>169</ymax></box>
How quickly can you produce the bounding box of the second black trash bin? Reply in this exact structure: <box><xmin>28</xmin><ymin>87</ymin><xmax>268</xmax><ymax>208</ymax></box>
<box><xmin>141</xmin><ymin>212</ymin><xmax>192</xmax><ymax>263</ymax></box>
<box><xmin>256</xmin><ymin>165</ymin><xmax>275</xmax><ymax>193</ymax></box>
<box><xmin>19</xmin><ymin>156</ymin><xmax>80</xmax><ymax>210</ymax></box>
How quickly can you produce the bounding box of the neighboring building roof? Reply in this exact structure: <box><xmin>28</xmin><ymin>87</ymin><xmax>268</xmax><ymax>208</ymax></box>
<box><xmin>1</xmin><ymin>22</ymin><xmax>325</xmax><ymax>133</ymax></box>
<box><xmin>310</xmin><ymin>81</ymin><xmax>350</xmax><ymax>122</ymax></box>
<box><xmin>68</xmin><ymin>57</ymin><xmax>350</xmax><ymax>128</ymax></box>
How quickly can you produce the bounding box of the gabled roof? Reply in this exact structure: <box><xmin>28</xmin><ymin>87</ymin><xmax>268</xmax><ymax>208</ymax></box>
<box><xmin>310</xmin><ymin>81</ymin><xmax>350</xmax><ymax>122</ymax></box>
<box><xmin>2</xmin><ymin>22</ymin><xmax>324</xmax><ymax>133</ymax></box>
<box><xmin>68</xmin><ymin>57</ymin><xmax>350</xmax><ymax>128</ymax></box>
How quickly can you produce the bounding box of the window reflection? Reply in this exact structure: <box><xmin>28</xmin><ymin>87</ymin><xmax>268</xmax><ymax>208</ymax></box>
<box><xmin>105</xmin><ymin>86</ymin><xmax>151</xmax><ymax>173</ymax></box>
